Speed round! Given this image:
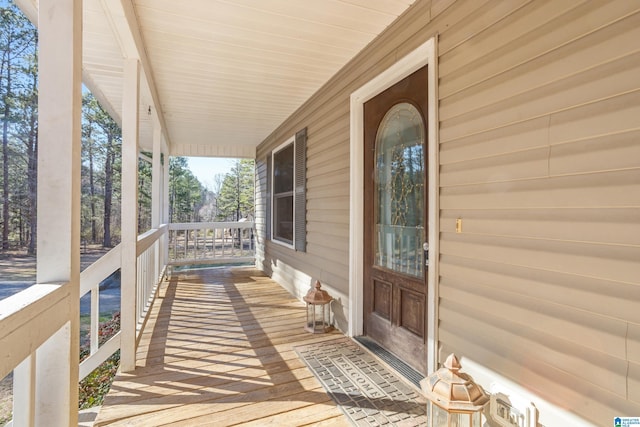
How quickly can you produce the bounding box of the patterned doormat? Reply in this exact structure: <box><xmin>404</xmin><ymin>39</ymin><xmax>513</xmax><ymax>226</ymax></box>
<box><xmin>294</xmin><ymin>337</ymin><xmax>428</xmax><ymax>426</ymax></box>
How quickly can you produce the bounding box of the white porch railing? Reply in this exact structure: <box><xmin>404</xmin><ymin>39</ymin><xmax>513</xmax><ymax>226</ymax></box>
<box><xmin>1</xmin><ymin>221</ymin><xmax>251</xmax><ymax>424</ymax></box>
<box><xmin>78</xmin><ymin>244</ymin><xmax>122</xmax><ymax>380</ymax></box>
<box><xmin>0</xmin><ymin>224</ymin><xmax>169</xmax><ymax>425</ymax></box>
<box><xmin>168</xmin><ymin>221</ymin><xmax>255</xmax><ymax>266</ymax></box>
<box><xmin>135</xmin><ymin>225</ymin><xmax>168</xmax><ymax>334</ymax></box>
<box><xmin>77</xmin><ymin>224</ymin><xmax>168</xmax><ymax>380</ymax></box>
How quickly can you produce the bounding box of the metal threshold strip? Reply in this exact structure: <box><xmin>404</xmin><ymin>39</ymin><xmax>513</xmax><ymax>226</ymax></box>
<box><xmin>353</xmin><ymin>336</ymin><xmax>425</xmax><ymax>388</ymax></box>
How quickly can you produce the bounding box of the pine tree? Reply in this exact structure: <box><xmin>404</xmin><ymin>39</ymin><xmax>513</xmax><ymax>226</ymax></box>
<box><xmin>215</xmin><ymin>159</ymin><xmax>254</xmax><ymax>222</ymax></box>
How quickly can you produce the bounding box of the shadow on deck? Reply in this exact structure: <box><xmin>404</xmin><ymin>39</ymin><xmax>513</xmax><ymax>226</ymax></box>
<box><xmin>94</xmin><ymin>266</ymin><xmax>349</xmax><ymax>426</ymax></box>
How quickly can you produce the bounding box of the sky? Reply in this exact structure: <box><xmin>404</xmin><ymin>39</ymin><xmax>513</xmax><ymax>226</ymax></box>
<box><xmin>187</xmin><ymin>157</ymin><xmax>236</xmax><ymax>191</ymax></box>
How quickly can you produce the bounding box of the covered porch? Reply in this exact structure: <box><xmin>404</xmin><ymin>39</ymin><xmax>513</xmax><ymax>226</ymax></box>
<box><xmin>1</xmin><ymin>0</ymin><xmax>420</xmax><ymax>424</ymax></box>
<box><xmin>4</xmin><ymin>0</ymin><xmax>639</xmax><ymax>424</ymax></box>
<box><xmin>93</xmin><ymin>265</ymin><xmax>349</xmax><ymax>426</ymax></box>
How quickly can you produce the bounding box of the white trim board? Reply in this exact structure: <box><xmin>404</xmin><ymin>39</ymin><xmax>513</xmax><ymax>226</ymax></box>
<box><xmin>348</xmin><ymin>36</ymin><xmax>439</xmax><ymax>374</ymax></box>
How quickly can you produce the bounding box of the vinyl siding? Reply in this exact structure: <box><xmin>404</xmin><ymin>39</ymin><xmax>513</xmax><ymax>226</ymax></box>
<box><xmin>255</xmin><ymin>0</ymin><xmax>640</xmax><ymax>424</ymax></box>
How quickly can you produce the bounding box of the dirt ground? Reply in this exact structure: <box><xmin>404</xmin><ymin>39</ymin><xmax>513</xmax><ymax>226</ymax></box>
<box><xmin>0</xmin><ymin>253</ymin><xmax>36</xmax><ymax>282</ymax></box>
<box><xmin>0</xmin><ymin>246</ymin><xmax>111</xmax><ymax>425</ymax></box>
<box><xmin>0</xmin><ymin>374</ymin><xmax>12</xmax><ymax>426</ymax></box>
<box><xmin>0</xmin><ymin>246</ymin><xmax>110</xmax><ymax>282</ymax></box>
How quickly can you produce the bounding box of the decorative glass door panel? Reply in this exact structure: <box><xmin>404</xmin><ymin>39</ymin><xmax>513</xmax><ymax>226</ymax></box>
<box><xmin>375</xmin><ymin>103</ymin><xmax>425</xmax><ymax>278</ymax></box>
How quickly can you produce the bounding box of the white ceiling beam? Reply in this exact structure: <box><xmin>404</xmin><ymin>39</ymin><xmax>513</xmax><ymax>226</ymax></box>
<box><xmin>98</xmin><ymin>0</ymin><xmax>170</xmax><ymax>148</ymax></box>
<box><xmin>12</xmin><ymin>0</ymin><xmax>37</xmax><ymax>24</ymax></box>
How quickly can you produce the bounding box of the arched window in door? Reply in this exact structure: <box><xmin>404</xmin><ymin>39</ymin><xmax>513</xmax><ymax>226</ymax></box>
<box><xmin>374</xmin><ymin>102</ymin><xmax>425</xmax><ymax>277</ymax></box>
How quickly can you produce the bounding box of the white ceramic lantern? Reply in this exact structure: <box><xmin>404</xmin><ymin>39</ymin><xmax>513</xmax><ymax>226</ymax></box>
<box><xmin>420</xmin><ymin>354</ymin><xmax>489</xmax><ymax>427</ymax></box>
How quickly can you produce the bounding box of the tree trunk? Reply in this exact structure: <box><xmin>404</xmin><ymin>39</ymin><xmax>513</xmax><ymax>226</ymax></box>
<box><xmin>87</xmin><ymin>129</ymin><xmax>97</xmax><ymax>243</ymax></box>
<box><xmin>27</xmin><ymin>104</ymin><xmax>37</xmax><ymax>255</ymax></box>
<box><xmin>2</xmin><ymin>55</ymin><xmax>11</xmax><ymax>251</ymax></box>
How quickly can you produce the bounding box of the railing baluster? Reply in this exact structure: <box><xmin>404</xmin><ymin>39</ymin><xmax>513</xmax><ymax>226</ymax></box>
<box><xmin>90</xmin><ymin>284</ymin><xmax>99</xmax><ymax>355</ymax></box>
<box><xmin>184</xmin><ymin>230</ymin><xmax>188</xmax><ymax>259</ymax></box>
<box><xmin>166</xmin><ymin>222</ymin><xmax>255</xmax><ymax>266</ymax></box>
<box><xmin>194</xmin><ymin>228</ymin><xmax>198</xmax><ymax>260</ymax></box>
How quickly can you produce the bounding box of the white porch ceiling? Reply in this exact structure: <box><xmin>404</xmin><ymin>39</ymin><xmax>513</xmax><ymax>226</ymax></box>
<box><xmin>17</xmin><ymin>0</ymin><xmax>416</xmax><ymax>157</ymax></box>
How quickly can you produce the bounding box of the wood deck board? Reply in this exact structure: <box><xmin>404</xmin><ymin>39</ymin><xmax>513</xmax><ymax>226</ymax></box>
<box><xmin>94</xmin><ymin>266</ymin><xmax>346</xmax><ymax>426</ymax></box>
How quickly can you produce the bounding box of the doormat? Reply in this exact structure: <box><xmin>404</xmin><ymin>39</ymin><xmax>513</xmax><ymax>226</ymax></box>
<box><xmin>294</xmin><ymin>337</ymin><xmax>428</xmax><ymax>426</ymax></box>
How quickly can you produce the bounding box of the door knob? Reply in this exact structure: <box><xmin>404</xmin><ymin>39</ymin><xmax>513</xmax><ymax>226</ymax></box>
<box><xmin>423</xmin><ymin>242</ymin><xmax>429</xmax><ymax>266</ymax></box>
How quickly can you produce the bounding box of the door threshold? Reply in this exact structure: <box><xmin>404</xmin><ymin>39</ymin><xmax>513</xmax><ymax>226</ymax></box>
<box><xmin>353</xmin><ymin>336</ymin><xmax>425</xmax><ymax>389</ymax></box>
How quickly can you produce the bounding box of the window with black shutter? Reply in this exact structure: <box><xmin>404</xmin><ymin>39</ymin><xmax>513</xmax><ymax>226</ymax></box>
<box><xmin>269</xmin><ymin>128</ymin><xmax>306</xmax><ymax>251</ymax></box>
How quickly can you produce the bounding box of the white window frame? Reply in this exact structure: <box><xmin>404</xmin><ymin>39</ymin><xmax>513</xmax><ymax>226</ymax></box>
<box><xmin>271</xmin><ymin>136</ymin><xmax>296</xmax><ymax>249</ymax></box>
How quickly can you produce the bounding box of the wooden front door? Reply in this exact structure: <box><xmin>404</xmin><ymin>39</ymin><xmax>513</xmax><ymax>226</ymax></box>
<box><xmin>363</xmin><ymin>66</ymin><xmax>428</xmax><ymax>375</ymax></box>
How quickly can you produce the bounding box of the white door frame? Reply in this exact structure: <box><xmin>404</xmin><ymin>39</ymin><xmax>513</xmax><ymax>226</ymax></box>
<box><xmin>348</xmin><ymin>37</ymin><xmax>439</xmax><ymax>374</ymax></box>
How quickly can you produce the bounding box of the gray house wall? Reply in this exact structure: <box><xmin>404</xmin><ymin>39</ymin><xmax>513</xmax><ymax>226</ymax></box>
<box><xmin>255</xmin><ymin>0</ymin><xmax>640</xmax><ymax>425</ymax></box>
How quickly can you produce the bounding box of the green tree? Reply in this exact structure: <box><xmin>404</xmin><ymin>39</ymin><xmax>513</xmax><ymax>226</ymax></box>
<box><xmin>216</xmin><ymin>159</ymin><xmax>254</xmax><ymax>222</ymax></box>
<box><xmin>169</xmin><ymin>157</ymin><xmax>205</xmax><ymax>223</ymax></box>
<box><xmin>81</xmin><ymin>92</ymin><xmax>122</xmax><ymax>247</ymax></box>
<box><xmin>0</xmin><ymin>2</ymin><xmax>36</xmax><ymax>250</ymax></box>
<box><xmin>96</xmin><ymin>102</ymin><xmax>121</xmax><ymax>247</ymax></box>
<box><xmin>82</xmin><ymin>93</ymin><xmax>101</xmax><ymax>244</ymax></box>
<box><xmin>138</xmin><ymin>155</ymin><xmax>152</xmax><ymax>232</ymax></box>
<box><xmin>13</xmin><ymin>43</ymin><xmax>37</xmax><ymax>253</ymax></box>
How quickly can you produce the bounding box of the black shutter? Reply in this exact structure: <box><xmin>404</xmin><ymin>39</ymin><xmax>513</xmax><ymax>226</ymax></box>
<box><xmin>265</xmin><ymin>154</ymin><xmax>272</xmax><ymax>241</ymax></box>
<box><xmin>294</xmin><ymin>127</ymin><xmax>307</xmax><ymax>252</ymax></box>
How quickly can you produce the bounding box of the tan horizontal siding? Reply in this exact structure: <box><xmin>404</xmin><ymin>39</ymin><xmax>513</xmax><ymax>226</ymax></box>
<box><xmin>630</xmin><ymin>362</ymin><xmax>640</xmax><ymax>405</ymax></box>
<box><xmin>254</xmin><ymin>0</ymin><xmax>640</xmax><ymax>424</ymax></box>
<box><xmin>306</xmin><ymin>231</ymin><xmax>348</xmax><ymax>253</ymax></box>
<box><xmin>437</xmin><ymin>0</ymin><xmax>530</xmax><ymax>55</ymax></box>
<box><xmin>308</xmin><ymin>145</ymin><xmax>349</xmax><ymax>172</ymax></box>
<box><xmin>439</xmin><ymin>0</ymin><xmax>639</xmax><ymax>97</ymax></box>
<box><xmin>306</xmin><ymin>221</ymin><xmax>349</xmax><ymax>239</ymax></box>
<box><xmin>441</xmin><ymin>146</ymin><xmax>549</xmax><ymax>186</ymax></box>
<box><xmin>441</xmin><ymin>208</ymin><xmax>640</xmax><ymax>247</ymax></box>
<box><xmin>441</xmin><ymin>49</ymin><xmax>640</xmax><ymax>135</ymax></box>
<box><xmin>440</xmin><ymin>273</ymin><xmax>629</xmax><ymax>357</ymax></box>
<box><xmin>440</xmin><ymin>233</ymin><xmax>639</xmax><ymax>285</ymax></box>
<box><xmin>440</xmin><ymin>22</ymin><xmax>640</xmax><ymax>120</ymax></box>
<box><xmin>439</xmin><ymin>254</ymin><xmax>640</xmax><ymax>324</ymax></box>
<box><xmin>630</xmin><ymin>325</ymin><xmax>640</xmax><ymax>404</ymax></box>
<box><xmin>441</xmin><ymin>169</ymin><xmax>640</xmax><ymax>208</ymax></box>
<box><xmin>550</xmin><ymin>128</ymin><xmax>640</xmax><ymax>175</ymax></box>
<box><xmin>438</xmin><ymin>311</ymin><xmax>639</xmax><ymax>422</ymax></box>
<box><xmin>306</xmin><ymin>195</ymin><xmax>350</xmax><ymax>211</ymax></box>
<box><xmin>440</xmin><ymin>116</ymin><xmax>548</xmax><ymax>164</ymax></box>
<box><xmin>437</xmin><ymin>0</ymin><xmax>640</xmax><ymax>424</ymax></box>
<box><xmin>442</xmin><ymin>82</ymin><xmax>640</xmax><ymax>148</ymax></box>
<box><xmin>438</xmin><ymin>293</ymin><xmax>628</xmax><ymax>395</ymax></box>
<box><xmin>306</xmin><ymin>169</ymin><xmax>349</xmax><ymax>190</ymax></box>
<box><xmin>549</xmin><ymin>90</ymin><xmax>640</xmax><ymax>144</ymax></box>
<box><xmin>303</xmin><ymin>208</ymin><xmax>348</xmax><ymax>225</ymax></box>
<box><xmin>307</xmin><ymin>182</ymin><xmax>350</xmax><ymax>200</ymax></box>
<box><xmin>629</xmin><ymin>324</ymin><xmax>640</xmax><ymax>365</ymax></box>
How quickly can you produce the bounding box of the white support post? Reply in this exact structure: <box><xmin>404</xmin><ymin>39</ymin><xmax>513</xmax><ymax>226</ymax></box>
<box><xmin>120</xmin><ymin>58</ymin><xmax>140</xmax><ymax>372</ymax></box>
<box><xmin>152</xmin><ymin>124</ymin><xmax>162</xmax><ymax>282</ymax></box>
<box><xmin>163</xmin><ymin>136</ymin><xmax>170</xmax><ymax>226</ymax></box>
<box><xmin>20</xmin><ymin>0</ymin><xmax>82</xmax><ymax>425</ymax></box>
<box><xmin>163</xmin><ymin>138</ymin><xmax>170</xmax><ymax>263</ymax></box>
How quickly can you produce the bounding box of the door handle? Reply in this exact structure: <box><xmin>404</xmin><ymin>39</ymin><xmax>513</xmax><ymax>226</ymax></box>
<box><xmin>423</xmin><ymin>242</ymin><xmax>429</xmax><ymax>267</ymax></box>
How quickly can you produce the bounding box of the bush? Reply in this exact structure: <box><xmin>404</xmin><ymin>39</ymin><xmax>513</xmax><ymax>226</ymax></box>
<box><xmin>78</xmin><ymin>312</ymin><xmax>121</xmax><ymax>409</ymax></box>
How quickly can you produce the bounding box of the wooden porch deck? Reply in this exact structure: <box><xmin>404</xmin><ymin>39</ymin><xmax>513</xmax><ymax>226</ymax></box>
<box><xmin>94</xmin><ymin>266</ymin><xmax>350</xmax><ymax>426</ymax></box>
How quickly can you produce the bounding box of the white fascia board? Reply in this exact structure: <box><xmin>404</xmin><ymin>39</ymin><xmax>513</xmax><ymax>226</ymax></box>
<box><xmin>99</xmin><ymin>0</ymin><xmax>170</xmax><ymax>147</ymax></box>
